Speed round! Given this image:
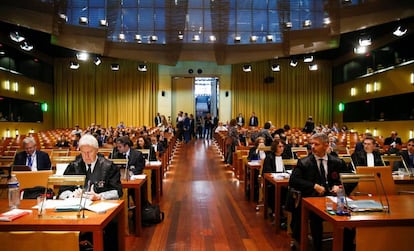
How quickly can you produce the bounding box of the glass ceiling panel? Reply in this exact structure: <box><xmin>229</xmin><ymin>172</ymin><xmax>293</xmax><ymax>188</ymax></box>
<box><xmin>63</xmin><ymin>0</ymin><xmax>337</xmax><ymax>45</ymax></box>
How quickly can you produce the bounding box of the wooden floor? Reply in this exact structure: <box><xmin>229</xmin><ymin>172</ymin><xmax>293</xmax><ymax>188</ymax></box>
<box><xmin>125</xmin><ymin>138</ymin><xmax>292</xmax><ymax>250</ymax></box>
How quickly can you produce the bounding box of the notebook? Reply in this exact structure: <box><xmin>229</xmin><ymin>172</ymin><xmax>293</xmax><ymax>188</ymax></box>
<box><xmin>346</xmin><ymin>199</ymin><xmax>384</xmax><ymax>212</ymax></box>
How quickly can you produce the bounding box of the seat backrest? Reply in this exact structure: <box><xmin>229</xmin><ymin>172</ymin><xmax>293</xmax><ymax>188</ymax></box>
<box><xmin>355</xmin><ymin>166</ymin><xmax>397</xmax><ymax>195</ymax></box>
<box><xmin>12</xmin><ymin>170</ymin><xmax>53</xmax><ymax>190</ymax></box>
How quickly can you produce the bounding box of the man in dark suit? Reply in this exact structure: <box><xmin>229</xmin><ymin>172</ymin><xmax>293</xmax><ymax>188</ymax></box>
<box><xmin>236</xmin><ymin>113</ymin><xmax>245</xmax><ymax>127</ymax></box>
<box><xmin>399</xmin><ymin>138</ymin><xmax>414</xmax><ymax>171</ymax></box>
<box><xmin>289</xmin><ymin>133</ymin><xmax>351</xmax><ymax>250</ymax></box>
<box><xmin>384</xmin><ymin>131</ymin><xmax>402</xmax><ymax>154</ymax></box>
<box><xmin>13</xmin><ymin>137</ymin><xmax>51</xmax><ymax>171</ymax></box>
<box><xmin>154</xmin><ymin>112</ymin><xmax>162</xmax><ymax>127</ymax></box>
<box><xmin>62</xmin><ymin>134</ymin><xmax>122</xmax><ymax>251</ymax></box>
<box><xmin>114</xmin><ymin>136</ymin><xmax>146</xmax><ymax>176</ymax></box>
<box><xmin>248</xmin><ymin>112</ymin><xmax>259</xmax><ymax>127</ymax></box>
<box><xmin>149</xmin><ymin>135</ymin><xmax>165</xmax><ymax>161</ymax></box>
<box><xmin>302</xmin><ymin>115</ymin><xmax>315</xmax><ymax>133</ymax></box>
<box><xmin>351</xmin><ymin>136</ymin><xmax>384</xmax><ymax>167</ymax></box>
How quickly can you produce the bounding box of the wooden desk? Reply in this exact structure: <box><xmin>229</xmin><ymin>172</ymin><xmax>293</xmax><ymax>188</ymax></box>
<box><xmin>263</xmin><ymin>173</ymin><xmax>289</xmax><ymax>233</ymax></box>
<box><xmin>0</xmin><ymin>199</ymin><xmax>125</xmax><ymax>251</ymax></box>
<box><xmin>145</xmin><ymin>161</ymin><xmax>162</xmax><ymax>203</ymax></box>
<box><xmin>300</xmin><ymin>195</ymin><xmax>414</xmax><ymax>251</ymax></box>
<box><xmin>393</xmin><ymin>175</ymin><xmax>414</xmax><ymax>192</ymax></box>
<box><xmin>121</xmin><ymin>177</ymin><xmax>147</xmax><ymax>236</ymax></box>
<box><xmin>245</xmin><ymin>161</ymin><xmax>261</xmax><ymax>202</ymax></box>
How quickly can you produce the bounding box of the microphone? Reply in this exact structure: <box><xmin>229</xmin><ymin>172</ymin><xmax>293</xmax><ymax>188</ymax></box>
<box><xmin>82</xmin><ymin>180</ymin><xmax>91</xmax><ymax>218</ymax></box>
<box><xmin>376</xmin><ymin>172</ymin><xmax>391</xmax><ymax>213</ymax></box>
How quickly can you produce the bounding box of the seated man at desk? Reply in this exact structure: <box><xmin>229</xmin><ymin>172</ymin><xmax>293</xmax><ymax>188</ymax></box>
<box><xmin>60</xmin><ymin>134</ymin><xmax>122</xmax><ymax>251</ymax></box>
<box><xmin>113</xmin><ymin>136</ymin><xmax>145</xmax><ymax>176</ymax></box>
<box><xmin>351</xmin><ymin>136</ymin><xmax>384</xmax><ymax>167</ymax></box>
<box><xmin>262</xmin><ymin>139</ymin><xmax>290</xmax><ymax>224</ymax></box>
<box><xmin>289</xmin><ymin>133</ymin><xmax>353</xmax><ymax>250</ymax></box>
<box><xmin>399</xmin><ymin>138</ymin><xmax>414</xmax><ymax>173</ymax></box>
<box><xmin>13</xmin><ymin>137</ymin><xmax>51</xmax><ymax>171</ymax></box>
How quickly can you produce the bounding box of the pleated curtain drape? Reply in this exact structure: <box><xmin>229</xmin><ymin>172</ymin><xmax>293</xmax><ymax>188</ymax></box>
<box><xmin>54</xmin><ymin>59</ymin><xmax>158</xmax><ymax>128</ymax></box>
<box><xmin>231</xmin><ymin>59</ymin><xmax>332</xmax><ymax>128</ymax></box>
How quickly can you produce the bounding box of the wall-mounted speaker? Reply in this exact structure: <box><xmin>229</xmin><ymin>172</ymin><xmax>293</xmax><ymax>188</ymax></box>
<box><xmin>197</xmin><ymin>69</ymin><xmax>203</xmax><ymax>74</ymax></box>
<box><xmin>225</xmin><ymin>91</ymin><xmax>229</xmax><ymax>97</ymax></box>
<box><xmin>161</xmin><ymin>91</ymin><xmax>165</xmax><ymax>97</ymax></box>
<box><xmin>188</xmin><ymin>69</ymin><xmax>194</xmax><ymax>74</ymax></box>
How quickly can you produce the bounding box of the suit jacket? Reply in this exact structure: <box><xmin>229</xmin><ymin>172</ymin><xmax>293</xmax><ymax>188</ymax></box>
<box><xmin>112</xmin><ymin>148</ymin><xmax>145</xmax><ymax>175</ymax></box>
<box><xmin>154</xmin><ymin>115</ymin><xmax>162</xmax><ymax>126</ymax></box>
<box><xmin>262</xmin><ymin>152</ymin><xmax>291</xmax><ymax>174</ymax></box>
<box><xmin>236</xmin><ymin>116</ymin><xmax>245</xmax><ymax>126</ymax></box>
<box><xmin>248</xmin><ymin>116</ymin><xmax>259</xmax><ymax>127</ymax></box>
<box><xmin>13</xmin><ymin>150</ymin><xmax>52</xmax><ymax>170</ymax></box>
<box><xmin>351</xmin><ymin>150</ymin><xmax>384</xmax><ymax>167</ymax></box>
<box><xmin>399</xmin><ymin>150</ymin><xmax>414</xmax><ymax>169</ymax></box>
<box><xmin>289</xmin><ymin>154</ymin><xmax>347</xmax><ymax>197</ymax></box>
<box><xmin>63</xmin><ymin>154</ymin><xmax>123</xmax><ymax>197</ymax></box>
<box><xmin>149</xmin><ymin>142</ymin><xmax>165</xmax><ymax>161</ymax></box>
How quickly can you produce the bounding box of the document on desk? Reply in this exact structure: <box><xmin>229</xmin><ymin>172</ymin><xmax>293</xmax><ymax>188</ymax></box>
<box><xmin>130</xmin><ymin>174</ymin><xmax>147</xmax><ymax>180</ymax></box>
<box><xmin>347</xmin><ymin>200</ymin><xmax>384</xmax><ymax>212</ymax></box>
<box><xmin>85</xmin><ymin>202</ymin><xmax>119</xmax><ymax>213</ymax></box>
<box><xmin>32</xmin><ymin>198</ymin><xmax>93</xmax><ymax>210</ymax></box>
<box><xmin>271</xmin><ymin>172</ymin><xmax>290</xmax><ymax>179</ymax></box>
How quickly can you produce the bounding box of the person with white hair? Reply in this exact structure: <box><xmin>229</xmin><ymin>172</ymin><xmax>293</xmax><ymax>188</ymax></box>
<box><xmin>61</xmin><ymin>134</ymin><xmax>122</xmax><ymax>200</ymax></box>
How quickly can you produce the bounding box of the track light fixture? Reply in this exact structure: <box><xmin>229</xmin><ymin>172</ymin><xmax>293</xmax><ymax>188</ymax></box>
<box><xmin>358</xmin><ymin>36</ymin><xmax>371</xmax><ymax>47</ymax></box>
<box><xmin>94</xmin><ymin>57</ymin><xmax>101</xmax><ymax>66</ymax></box>
<box><xmin>150</xmin><ymin>35</ymin><xmax>158</xmax><ymax>42</ymax></box>
<box><xmin>242</xmin><ymin>65</ymin><xmax>252</xmax><ymax>72</ymax></box>
<box><xmin>10</xmin><ymin>32</ymin><xmax>25</xmax><ymax>43</ymax></box>
<box><xmin>234</xmin><ymin>36</ymin><xmax>241</xmax><ymax>43</ymax></box>
<box><xmin>302</xmin><ymin>20</ymin><xmax>312</xmax><ymax>28</ymax></box>
<box><xmin>309</xmin><ymin>64</ymin><xmax>318</xmax><ymax>71</ymax></box>
<box><xmin>70</xmin><ymin>61</ymin><xmax>80</xmax><ymax>70</ymax></box>
<box><xmin>99</xmin><ymin>19</ymin><xmax>108</xmax><ymax>26</ymax></box>
<box><xmin>271</xmin><ymin>64</ymin><xmax>280</xmax><ymax>72</ymax></box>
<box><xmin>111</xmin><ymin>64</ymin><xmax>119</xmax><ymax>71</ymax></box>
<box><xmin>76</xmin><ymin>52</ymin><xmax>89</xmax><ymax>61</ymax></box>
<box><xmin>303</xmin><ymin>55</ymin><xmax>314</xmax><ymax>63</ymax></box>
<box><xmin>284</xmin><ymin>22</ymin><xmax>292</xmax><ymax>29</ymax></box>
<box><xmin>79</xmin><ymin>17</ymin><xmax>88</xmax><ymax>25</ymax></box>
<box><xmin>20</xmin><ymin>42</ymin><xmax>34</xmax><ymax>51</ymax></box>
<box><xmin>135</xmin><ymin>34</ymin><xmax>142</xmax><ymax>43</ymax></box>
<box><xmin>393</xmin><ymin>26</ymin><xmax>407</xmax><ymax>37</ymax></box>
<box><xmin>138</xmin><ymin>64</ymin><xmax>147</xmax><ymax>72</ymax></box>
<box><xmin>290</xmin><ymin>59</ymin><xmax>298</xmax><ymax>67</ymax></box>
<box><xmin>266</xmin><ymin>35</ymin><xmax>273</xmax><ymax>42</ymax></box>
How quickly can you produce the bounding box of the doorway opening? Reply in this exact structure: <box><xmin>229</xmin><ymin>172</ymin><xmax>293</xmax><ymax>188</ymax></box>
<box><xmin>194</xmin><ymin>77</ymin><xmax>219</xmax><ymax>120</ymax></box>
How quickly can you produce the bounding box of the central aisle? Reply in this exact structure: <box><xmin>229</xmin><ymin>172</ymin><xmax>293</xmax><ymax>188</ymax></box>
<box><xmin>127</xmin><ymin>139</ymin><xmax>291</xmax><ymax>251</ymax></box>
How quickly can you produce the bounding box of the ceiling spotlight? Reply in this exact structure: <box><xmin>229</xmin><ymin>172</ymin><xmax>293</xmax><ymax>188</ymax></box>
<box><xmin>59</xmin><ymin>13</ymin><xmax>68</xmax><ymax>22</ymax></box>
<box><xmin>358</xmin><ymin>37</ymin><xmax>371</xmax><ymax>46</ymax></box>
<box><xmin>79</xmin><ymin>17</ymin><xmax>88</xmax><ymax>25</ymax></box>
<box><xmin>99</xmin><ymin>19</ymin><xmax>108</xmax><ymax>26</ymax></box>
<box><xmin>342</xmin><ymin>0</ymin><xmax>352</xmax><ymax>4</ymax></box>
<box><xmin>242</xmin><ymin>65</ymin><xmax>252</xmax><ymax>72</ymax></box>
<box><xmin>302</xmin><ymin>20</ymin><xmax>312</xmax><ymax>28</ymax></box>
<box><xmin>178</xmin><ymin>32</ymin><xmax>184</xmax><ymax>40</ymax></box>
<box><xmin>271</xmin><ymin>64</ymin><xmax>280</xmax><ymax>72</ymax></box>
<box><xmin>76</xmin><ymin>52</ymin><xmax>89</xmax><ymax>61</ymax></box>
<box><xmin>70</xmin><ymin>61</ymin><xmax>80</xmax><ymax>70</ymax></box>
<box><xmin>303</xmin><ymin>55</ymin><xmax>314</xmax><ymax>63</ymax></box>
<box><xmin>354</xmin><ymin>46</ymin><xmax>368</xmax><ymax>54</ymax></box>
<box><xmin>94</xmin><ymin>57</ymin><xmax>101</xmax><ymax>66</ymax></box>
<box><xmin>0</xmin><ymin>50</ymin><xmax>5</xmax><ymax>55</ymax></box>
<box><xmin>323</xmin><ymin>17</ymin><xmax>331</xmax><ymax>26</ymax></box>
<box><xmin>393</xmin><ymin>26</ymin><xmax>407</xmax><ymax>37</ymax></box>
<box><xmin>309</xmin><ymin>64</ymin><xmax>318</xmax><ymax>71</ymax></box>
<box><xmin>138</xmin><ymin>64</ymin><xmax>147</xmax><ymax>72</ymax></box>
<box><xmin>10</xmin><ymin>32</ymin><xmax>25</xmax><ymax>43</ymax></box>
<box><xmin>284</xmin><ymin>22</ymin><xmax>292</xmax><ymax>29</ymax></box>
<box><xmin>234</xmin><ymin>35</ymin><xmax>241</xmax><ymax>43</ymax></box>
<box><xmin>150</xmin><ymin>35</ymin><xmax>158</xmax><ymax>42</ymax></box>
<box><xmin>118</xmin><ymin>33</ymin><xmax>126</xmax><ymax>41</ymax></box>
<box><xmin>111</xmin><ymin>64</ymin><xmax>119</xmax><ymax>71</ymax></box>
<box><xmin>135</xmin><ymin>34</ymin><xmax>142</xmax><ymax>43</ymax></box>
<box><xmin>20</xmin><ymin>42</ymin><xmax>34</xmax><ymax>51</ymax></box>
<box><xmin>290</xmin><ymin>59</ymin><xmax>298</xmax><ymax>67</ymax></box>
<box><xmin>250</xmin><ymin>35</ymin><xmax>258</xmax><ymax>42</ymax></box>
<box><xmin>209</xmin><ymin>35</ymin><xmax>216</xmax><ymax>42</ymax></box>
<box><xmin>192</xmin><ymin>34</ymin><xmax>200</xmax><ymax>41</ymax></box>
<box><xmin>266</xmin><ymin>35</ymin><xmax>273</xmax><ymax>42</ymax></box>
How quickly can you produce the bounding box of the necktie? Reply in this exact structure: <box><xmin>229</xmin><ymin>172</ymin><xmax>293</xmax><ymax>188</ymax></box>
<box><xmin>319</xmin><ymin>159</ymin><xmax>327</xmax><ymax>188</ymax></box>
<box><xmin>86</xmin><ymin>164</ymin><xmax>92</xmax><ymax>179</ymax></box>
<box><xmin>27</xmin><ymin>154</ymin><xmax>32</xmax><ymax>167</ymax></box>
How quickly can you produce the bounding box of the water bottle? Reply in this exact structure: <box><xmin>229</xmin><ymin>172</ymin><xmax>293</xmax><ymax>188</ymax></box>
<box><xmin>8</xmin><ymin>174</ymin><xmax>20</xmax><ymax>209</ymax></box>
<box><xmin>336</xmin><ymin>185</ymin><xmax>345</xmax><ymax>215</ymax></box>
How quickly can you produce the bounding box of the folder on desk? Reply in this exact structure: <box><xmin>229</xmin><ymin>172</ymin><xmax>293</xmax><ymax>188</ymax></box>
<box><xmin>347</xmin><ymin>199</ymin><xmax>384</xmax><ymax>212</ymax></box>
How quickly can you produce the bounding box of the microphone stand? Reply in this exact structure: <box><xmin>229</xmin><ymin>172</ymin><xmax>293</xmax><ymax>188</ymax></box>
<box><xmin>376</xmin><ymin>172</ymin><xmax>391</xmax><ymax>213</ymax></box>
<box><xmin>82</xmin><ymin>181</ymin><xmax>91</xmax><ymax>218</ymax></box>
